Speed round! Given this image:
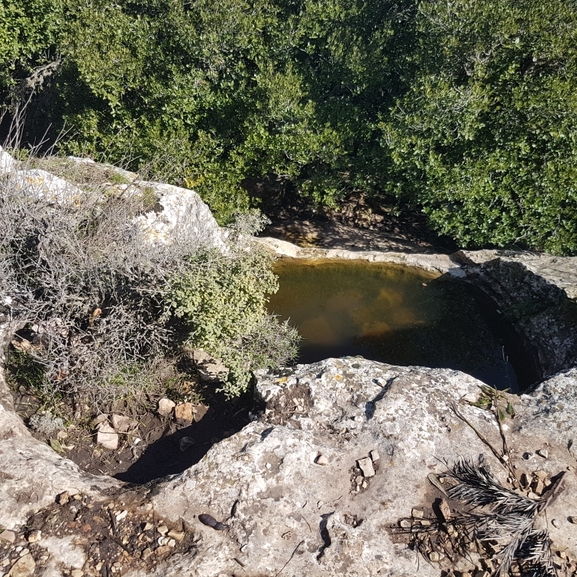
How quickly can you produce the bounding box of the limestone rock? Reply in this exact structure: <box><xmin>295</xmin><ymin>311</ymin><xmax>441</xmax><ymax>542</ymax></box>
<box><xmin>7</xmin><ymin>553</ymin><xmax>35</xmax><ymax>577</ymax></box>
<box><xmin>132</xmin><ymin>182</ymin><xmax>226</xmax><ymax>251</ymax></box>
<box><xmin>111</xmin><ymin>414</ymin><xmax>137</xmax><ymax>434</ymax></box>
<box><xmin>96</xmin><ymin>422</ymin><xmax>119</xmax><ymax>450</ymax></box>
<box><xmin>0</xmin><ymin>146</ymin><xmax>19</xmax><ymax>175</ymax></box>
<box><xmin>174</xmin><ymin>403</ymin><xmax>194</xmax><ymax>426</ymax></box>
<box><xmin>157</xmin><ymin>398</ymin><xmax>176</xmax><ymax>417</ymax></box>
<box><xmin>10</xmin><ymin>169</ymin><xmax>85</xmax><ymax>205</ymax></box>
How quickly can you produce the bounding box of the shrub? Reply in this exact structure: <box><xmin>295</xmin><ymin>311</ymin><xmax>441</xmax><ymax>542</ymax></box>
<box><xmin>0</xmin><ymin>161</ymin><xmax>298</xmax><ymax>410</ymax></box>
<box><xmin>167</xmin><ymin>240</ymin><xmax>300</xmax><ymax>398</ymax></box>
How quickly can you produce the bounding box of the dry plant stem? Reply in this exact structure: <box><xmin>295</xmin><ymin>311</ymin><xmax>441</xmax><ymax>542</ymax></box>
<box><xmin>451</xmin><ymin>402</ymin><xmax>519</xmax><ymax>489</ymax></box>
<box><xmin>275</xmin><ymin>540</ymin><xmax>304</xmax><ymax>577</ymax></box>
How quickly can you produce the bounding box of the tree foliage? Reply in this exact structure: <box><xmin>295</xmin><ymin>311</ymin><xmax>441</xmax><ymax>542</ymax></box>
<box><xmin>2</xmin><ymin>0</ymin><xmax>577</xmax><ymax>253</ymax></box>
<box><xmin>384</xmin><ymin>0</ymin><xmax>577</xmax><ymax>254</ymax></box>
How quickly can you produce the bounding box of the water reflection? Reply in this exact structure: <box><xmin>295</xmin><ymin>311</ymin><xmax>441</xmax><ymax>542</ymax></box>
<box><xmin>268</xmin><ymin>259</ymin><xmax>530</xmax><ymax>391</ymax></box>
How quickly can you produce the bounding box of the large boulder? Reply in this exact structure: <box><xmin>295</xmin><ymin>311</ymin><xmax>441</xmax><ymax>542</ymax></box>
<box><xmin>146</xmin><ymin>358</ymin><xmax>577</xmax><ymax>576</ymax></box>
<box><xmin>1</xmin><ymin>350</ymin><xmax>577</xmax><ymax>576</ymax></box>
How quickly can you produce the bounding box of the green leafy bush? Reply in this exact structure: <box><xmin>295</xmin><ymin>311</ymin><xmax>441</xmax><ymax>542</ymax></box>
<box><xmin>167</xmin><ymin>245</ymin><xmax>300</xmax><ymax>397</ymax></box>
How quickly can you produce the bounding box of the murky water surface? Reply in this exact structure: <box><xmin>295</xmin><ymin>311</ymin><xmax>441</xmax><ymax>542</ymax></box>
<box><xmin>268</xmin><ymin>259</ymin><xmax>532</xmax><ymax>391</ymax></box>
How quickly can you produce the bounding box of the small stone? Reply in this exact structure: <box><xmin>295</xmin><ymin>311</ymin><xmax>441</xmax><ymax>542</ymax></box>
<box><xmin>536</xmin><ymin>448</ymin><xmax>549</xmax><ymax>459</ymax></box>
<box><xmin>157</xmin><ymin>525</ymin><xmax>169</xmax><ymax>535</ymax></box>
<box><xmin>0</xmin><ymin>530</ymin><xmax>16</xmax><ymax>543</ymax></box>
<box><xmin>411</xmin><ymin>508</ymin><xmax>424</xmax><ymax>519</ymax></box>
<box><xmin>96</xmin><ymin>422</ymin><xmax>119</xmax><ymax>450</ymax></box>
<box><xmin>71</xmin><ymin>570</ymin><xmax>84</xmax><ymax>577</ymax></box>
<box><xmin>439</xmin><ymin>499</ymin><xmax>452</xmax><ymax>522</ymax></box>
<box><xmin>115</xmin><ymin>510</ymin><xmax>128</xmax><ymax>522</ymax></box>
<box><xmin>534</xmin><ymin>470</ymin><xmax>548</xmax><ymax>480</ymax></box>
<box><xmin>174</xmin><ymin>402</ymin><xmax>194</xmax><ymax>425</ymax></box>
<box><xmin>26</xmin><ymin>530</ymin><xmax>41</xmax><ymax>543</ymax></box>
<box><xmin>568</xmin><ymin>516</ymin><xmax>577</xmax><ymax>524</ymax></box>
<box><xmin>141</xmin><ymin>548</ymin><xmax>153</xmax><ymax>560</ymax></box>
<box><xmin>57</xmin><ymin>491</ymin><xmax>70</xmax><ymax>505</ymax></box>
<box><xmin>143</xmin><ymin>522</ymin><xmax>153</xmax><ymax>531</ymax></box>
<box><xmin>111</xmin><ymin>414</ymin><xmax>137</xmax><ymax>433</ymax></box>
<box><xmin>91</xmin><ymin>414</ymin><xmax>109</xmax><ymax>427</ymax></box>
<box><xmin>157</xmin><ymin>398</ymin><xmax>175</xmax><ymax>417</ymax></box>
<box><xmin>399</xmin><ymin>519</ymin><xmax>412</xmax><ymax>528</ymax></box>
<box><xmin>369</xmin><ymin>450</ymin><xmax>380</xmax><ymax>462</ymax></box>
<box><xmin>357</xmin><ymin>457</ymin><xmax>375</xmax><ymax>478</ymax></box>
<box><xmin>7</xmin><ymin>553</ymin><xmax>35</xmax><ymax>577</ymax></box>
<box><xmin>167</xmin><ymin>538</ymin><xmax>177</xmax><ymax>547</ymax></box>
<box><xmin>532</xmin><ymin>479</ymin><xmax>545</xmax><ymax>495</ymax></box>
<box><xmin>355</xmin><ymin>475</ymin><xmax>364</xmax><ymax>485</ymax></box>
<box><xmin>314</xmin><ymin>454</ymin><xmax>329</xmax><ymax>465</ymax></box>
<box><xmin>155</xmin><ymin>545</ymin><xmax>172</xmax><ymax>556</ymax></box>
<box><xmin>167</xmin><ymin>530</ymin><xmax>185</xmax><ymax>543</ymax></box>
<box><xmin>429</xmin><ymin>551</ymin><xmax>441</xmax><ymax>562</ymax></box>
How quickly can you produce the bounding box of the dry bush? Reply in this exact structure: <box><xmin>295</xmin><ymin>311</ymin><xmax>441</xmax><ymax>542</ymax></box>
<box><xmin>1</xmin><ymin>158</ymin><xmax>299</xmax><ymax>412</ymax></box>
<box><xmin>0</xmin><ymin>168</ymin><xmax>187</xmax><ymax>411</ymax></box>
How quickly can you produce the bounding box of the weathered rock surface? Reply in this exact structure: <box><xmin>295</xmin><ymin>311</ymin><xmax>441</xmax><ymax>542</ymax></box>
<box><xmin>142</xmin><ymin>359</ymin><xmax>577</xmax><ymax>576</ymax></box>
<box><xmin>3</xmin><ymin>349</ymin><xmax>577</xmax><ymax>575</ymax></box>
<box><xmin>1</xmin><ymin>148</ymin><xmax>577</xmax><ymax>575</ymax></box>
<box><xmin>0</xmin><ymin>148</ymin><xmax>226</xmax><ymax>253</ymax></box>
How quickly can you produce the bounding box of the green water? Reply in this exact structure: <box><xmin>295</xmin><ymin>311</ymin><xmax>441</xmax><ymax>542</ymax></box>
<box><xmin>268</xmin><ymin>259</ymin><xmax>535</xmax><ymax>391</ymax></box>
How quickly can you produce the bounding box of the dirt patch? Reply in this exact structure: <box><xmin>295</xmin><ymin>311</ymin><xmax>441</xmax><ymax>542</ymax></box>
<box><xmin>260</xmin><ymin>192</ymin><xmax>457</xmax><ymax>254</ymax></box>
<box><xmin>10</xmin><ymin>383</ymin><xmax>253</xmax><ymax>484</ymax></box>
<box><xmin>0</xmin><ymin>486</ymin><xmax>199</xmax><ymax>577</ymax></box>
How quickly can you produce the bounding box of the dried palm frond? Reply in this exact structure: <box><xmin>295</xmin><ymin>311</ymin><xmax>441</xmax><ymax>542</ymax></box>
<box><xmin>394</xmin><ymin>455</ymin><xmax>562</xmax><ymax>577</ymax></box>
<box><xmin>446</xmin><ymin>455</ymin><xmax>538</xmax><ymax>517</ymax></box>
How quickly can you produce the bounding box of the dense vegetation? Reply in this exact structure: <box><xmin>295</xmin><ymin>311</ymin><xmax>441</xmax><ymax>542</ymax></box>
<box><xmin>2</xmin><ymin>0</ymin><xmax>577</xmax><ymax>254</ymax></box>
<box><xmin>0</xmin><ymin>168</ymin><xmax>299</xmax><ymax>406</ymax></box>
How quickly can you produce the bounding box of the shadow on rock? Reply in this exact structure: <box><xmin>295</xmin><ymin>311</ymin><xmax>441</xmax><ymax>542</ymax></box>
<box><xmin>115</xmin><ymin>401</ymin><xmax>253</xmax><ymax>485</ymax></box>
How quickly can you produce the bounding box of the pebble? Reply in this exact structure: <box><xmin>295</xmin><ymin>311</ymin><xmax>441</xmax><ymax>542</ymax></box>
<box><xmin>7</xmin><ymin>552</ymin><xmax>35</xmax><ymax>577</ymax></box>
<box><xmin>96</xmin><ymin>422</ymin><xmax>119</xmax><ymax>450</ymax></box>
<box><xmin>314</xmin><ymin>454</ymin><xmax>329</xmax><ymax>465</ymax></box>
<box><xmin>157</xmin><ymin>525</ymin><xmax>168</xmax><ymax>535</ymax></box>
<box><xmin>357</xmin><ymin>457</ymin><xmax>375</xmax><ymax>478</ymax></box>
<box><xmin>111</xmin><ymin>414</ymin><xmax>137</xmax><ymax>433</ymax></box>
<box><xmin>71</xmin><ymin>570</ymin><xmax>84</xmax><ymax>577</ymax></box>
<box><xmin>536</xmin><ymin>448</ymin><xmax>549</xmax><ymax>459</ymax></box>
<box><xmin>399</xmin><ymin>519</ymin><xmax>412</xmax><ymax>528</ymax></box>
<box><xmin>26</xmin><ymin>530</ymin><xmax>41</xmax><ymax>543</ymax></box>
<box><xmin>141</xmin><ymin>548</ymin><xmax>153</xmax><ymax>561</ymax></box>
<box><xmin>0</xmin><ymin>530</ymin><xmax>16</xmax><ymax>543</ymax></box>
<box><xmin>369</xmin><ymin>450</ymin><xmax>380</xmax><ymax>462</ymax></box>
<box><xmin>57</xmin><ymin>492</ymin><xmax>70</xmax><ymax>505</ymax></box>
<box><xmin>568</xmin><ymin>516</ymin><xmax>577</xmax><ymax>524</ymax></box>
<box><xmin>91</xmin><ymin>414</ymin><xmax>109</xmax><ymax>427</ymax></box>
<box><xmin>167</xmin><ymin>530</ymin><xmax>185</xmax><ymax>542</ymax></box>
<box><xmin>174</xmin><ymin>403</ymin><xmax>194</xmax><ymax>425</ymax></box>
<box><xmin>411</xmin><ymin>508</ymin><xmax>424</xmax><ymax>519</ymax></box>
<box><xmin>115</xmin><ymin>510</ymin><xmax>128</xmax><ymax>522</ymax></box>
<box><xmin>429</xmin><ymin>551</ymin><xmax>442</xmax><ymax>562</ymax></box>
<box><xmin>157</xmin><ymin>398</ymin><xmax>175</xmax><ymax>417</ymax></box>
<box><xmin>143</xmin><ymin>522</ymin><xmax>153</xmax><ymax>531</ymax></box>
